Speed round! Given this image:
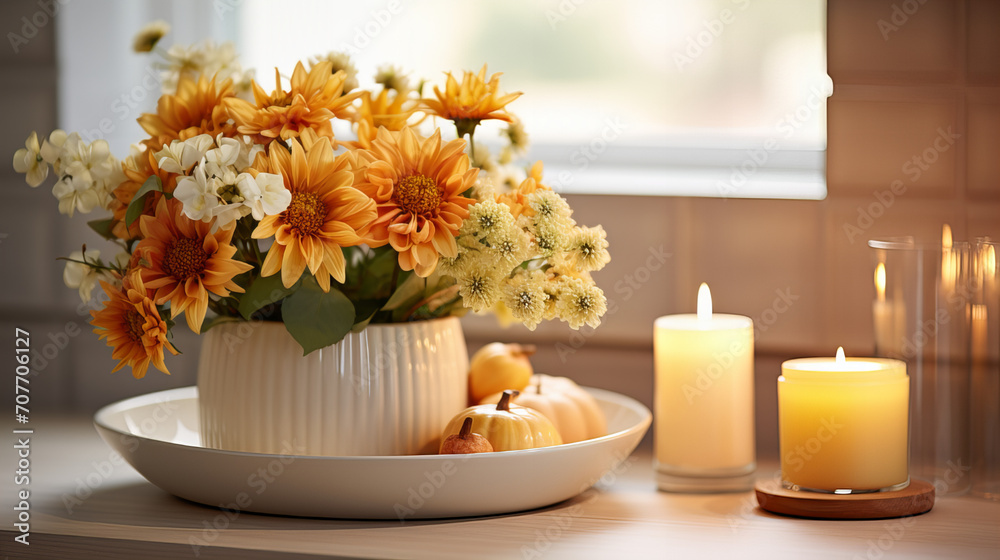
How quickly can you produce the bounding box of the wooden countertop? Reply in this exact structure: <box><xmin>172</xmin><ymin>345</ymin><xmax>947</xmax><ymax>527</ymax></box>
<box><xmin>2</xmin><ymin>417</ymin><xmax>998</xmax><ymax>559</ymax></box>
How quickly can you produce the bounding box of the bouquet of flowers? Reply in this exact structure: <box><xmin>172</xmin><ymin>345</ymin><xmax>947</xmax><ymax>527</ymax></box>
<box><xmin>12</xmin><ymin>22</ymin><xmax>610</xmax><ymax>378</ymax></box>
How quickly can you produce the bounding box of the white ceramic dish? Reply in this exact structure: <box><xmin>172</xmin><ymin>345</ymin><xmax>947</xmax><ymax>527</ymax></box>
<box><xmin>94</xmin><ymin>386</ymin><xmax>651</xmax><ymax>519</ymax></box>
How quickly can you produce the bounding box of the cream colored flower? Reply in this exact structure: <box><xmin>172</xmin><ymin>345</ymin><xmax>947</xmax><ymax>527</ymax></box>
<box><xmin>13</xmin><ymin>132</ymin><xmax>48</xmax><ymax>187</ymax></box>
<box><xmin>154</xmin><ymin>135</ymin><xmax>213</xmax><ymax>174</ymax></box>
<box><xmin>489</xmin><ymin>226</ymin><xmax>530</xmax><ymax>270</ymax></box>
<box><xmin>173</xmin><ymin>164</ymin><xmax>219</xmax><ymax>222</ymax></box>
<box><xmin>541</xmin><ymin>279</ymin><xmax>560</xmax><ymax>320</ymax></box>
<box><xmin>159</xmin><ymin>40</ymin><xmax>245</xmax><ymax>96</ymax></box>
<box><xmin>502</xmin><ymin>117</ymin><xmax>529</xmax><ymax>154</ymax></box>
<box><xmin>557</xmin><ymin>277</ymin><xmax>607</xmax><ymax>329</ymax></box>
<box><xmin>205</xmin><ymin>140</ymin><xmax>238</xmax><ymax>169</ymax></box>
<box><xmin>63</xmin><ymin>250</ymin><xmax>103</xmax><ymax>303</ymax></box>
<box><xmin>437</xmin><ymin>247</ymin><xmax>471</xmax><ymax>278</ymax></box>
<box><xmin>503</xmin><ymin>269</ymin><xmax>546</xmax><ymax>330</ymax></box>
<box><xmin>528</xmin><ymin>190</ymin><xmax>573</xmax><ymax>228</ymax></box>
<box><xmin>532</xmin><ymin>222</ymin><xmax>566</xmax><ymax>257</ymax></box>
<box><xmin>457</xmin><ymin>266</ymin><xmax>502</xmax><ymax>312</ymax></box>
<box><xmin>460</xmin><ymin>199</ymin><xmax>516</xmax><ymax>245</ymax></box>
<box><xmin>471</xmin><ymin>142</ymin><xmax>497</xmax><ymax>174</ymax></box>
<box><xmin>311</xmin><ymin>51</ymin><xmax>359</xmax><ymax>93</ymax></box>
<box><xmin>374</xmin><ymin>64</ymin><xmax>411</xmax><ymax>93</ymax></box>
<box><xmin>565</xmin><ymin>225</ymin><xmax>610</xmax><ymax>272</ymax></box>
<box><xmin>491</xmin><ymin>164</ymin><xmax>526</xmax><ymax>194</ymax></box>
<box><xmin>133</xmin><ymin>20</ymin><xmax>170</xmax><ymax>53</ymax></box>
<box><xmin>51</xmin><ymin>135</ymin><xmax>117</xmax><ymax>216</ymax></box>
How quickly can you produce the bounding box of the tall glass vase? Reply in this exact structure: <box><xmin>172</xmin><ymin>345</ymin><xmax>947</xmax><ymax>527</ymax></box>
<box><xmin>869</xmin><ymin>236</ymin><xmax>972</xmax><ymax>496</ymax></box>
<box><xmin>971</xmin><ymin>239</ymin><xmax>1000</xmax><ymax>500</ymax></box>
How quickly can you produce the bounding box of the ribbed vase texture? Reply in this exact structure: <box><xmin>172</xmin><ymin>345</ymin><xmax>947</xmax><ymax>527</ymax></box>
<box><xmin>197</xmin><ymin>317</ymin><xmax>469</xmax><ymax>456</ymax></box>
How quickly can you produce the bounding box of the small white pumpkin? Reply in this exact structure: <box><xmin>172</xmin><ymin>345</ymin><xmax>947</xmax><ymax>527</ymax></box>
<box><xmin>480</xmin><ymin>374</ymin><xmax>606</xmax><ymax>443</ymax></box>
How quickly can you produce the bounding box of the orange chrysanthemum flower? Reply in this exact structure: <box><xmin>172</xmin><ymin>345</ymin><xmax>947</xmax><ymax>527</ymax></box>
<box><xmin>225</xmin><ymin>61</ymin><xmax>359</xmax><ymax>148</ymax></box>
<box><xmin>252</xmin><ymin>137</ymin><xmax>376</xmax><ymax>291</ymax></box>
<box><xmin>352</xmin><ymin>88</ymin><xmax>423</xmax><ymax>149</ymax></box>
<box><xmin>424</xmin><ymin>64</ymin><xmax>522</xmax><ymax>136</ymax></box>
<box><xmin>109</xmin><ymin>148</ymin><xmax>178</xmax><ymax>240</ymax></box>
<box><xmin>496</xmin><ymin>160</ymin><xmax>549</xmax><ymax>220</ymax></box>
<box><xmin>353</xmin><ymin>127</ymin><xmax>478</xmax><ymax>277</ymax></box>
<box><xmin>138</xmin><ymin>74</ymin><xmax>236</xmax><ymax>151</ymax></box>
<box><xmin>90</xmin><ymin>270</ymin><xmax>178</xmax><ymax>379</ymax></box>
<box><xmin>134</xmin><ymin>197</ymin><xmax>253</xmax><ymax>332</ymax></box>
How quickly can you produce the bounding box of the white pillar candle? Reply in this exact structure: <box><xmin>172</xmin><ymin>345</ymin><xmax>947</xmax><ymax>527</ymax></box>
<box><xmin>654</xmin><ymin>283</ymin><xmax>756</xmax><ymax>492</ymax></box>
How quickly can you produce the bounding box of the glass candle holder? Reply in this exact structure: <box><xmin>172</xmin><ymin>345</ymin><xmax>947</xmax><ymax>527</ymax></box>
<box><xmin>869</xmin><ymin>235</ymin><xmax>973</xmax><ymax>495</ymax></box>
<box><xmin>971</xmin><ymin>239</ymin><xmax>999</xmax><ymax>500</ymax></box>
<box><xmin>778</xmin><ymin>351</ymin><xmax>909</xmax><ymax>493</ymax></box>
<box><xmin>653</xmin><ymin>284</ymin><xmax>755</xmax><ymax>493</ymax></box>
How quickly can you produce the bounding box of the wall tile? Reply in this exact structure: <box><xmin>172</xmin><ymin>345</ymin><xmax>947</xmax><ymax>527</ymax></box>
<box><xmin>828</xmin><ymin>97</ymin><xmax>959</xmax><ymax>197</ymax></box>
<box><xmin>0</xmin><ymin>0</ymin><xmax>57</xmax><ymax>64</ymax></box>
<box><xmin>685</xmin><ymin>198</ymin><xmax>826</xmax><ymax>352</ymax></box>
<box><xmin>966</xmin><ymin>99</ymin><xmax>1000</xmax><ymax>198</ymax></box>
<box><xmin>0</xmin><ymin>198</ymin><xmax>58</xmax><ymax>308</ymax></box>
<box><xmin>69</xmin><ymin>326</ymin><xmax>201</xmax><ymax>413</ymax></box>
<box><xmin>966</xmin><ymin>201</ymin><xmax>1000</xmax><ymax>240</ymax></box>
<box><xmin>968</xmin><ymin>0</ymin><xmax>1000</xmax><ymax>84</ymax></box>
<box><xmin>829</xmin><ymin>0</ymin><xmax>960</xmax><ymax>85</ymax></box>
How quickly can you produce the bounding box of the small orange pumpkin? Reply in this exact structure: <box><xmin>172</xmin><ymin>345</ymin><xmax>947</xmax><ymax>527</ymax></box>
<box><xmin>481</xmin><ymin>374</ymin><xmax>606</xmax><ymax>443</ymax></box>
<box><xmin>442</xmin><ymin>390</ymin><xmax>563</xmax><ymax>452</ymax></box>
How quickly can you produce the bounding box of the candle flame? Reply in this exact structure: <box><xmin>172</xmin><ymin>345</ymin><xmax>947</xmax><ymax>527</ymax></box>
<box><xmin>941</xmin><ymin>224</ymin><xmax>956</xmax><ymax>290</ymax></box>
<box><xmin>987</xmin><ymin>245</ymin><xmax>996</xmax><ymax>280</ymax></box>
<box><xmin>971</xmin><ymin>303</ymin><xmax>987</xmax><ymax>322</ymax></box>
<box><xmin>875</xmin><ymin>263</ymin><xmax>886</xmax><ymax>302</ymax></box>
<box><xmin>836</xmin><ymin>346</ymin><xmax>846</xmax><ymax>364</ymax></box>
<box><xmin>697</xmin><ymin>282</ymin><xmax>712</xmax><ymax>321</ymax></box>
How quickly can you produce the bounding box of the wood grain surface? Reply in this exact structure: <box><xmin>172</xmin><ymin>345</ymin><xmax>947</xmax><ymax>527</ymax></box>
<box><xmin>2</xmin><ymin>417</ymin><xmax>998</xmax><ymax>560</ymax></box>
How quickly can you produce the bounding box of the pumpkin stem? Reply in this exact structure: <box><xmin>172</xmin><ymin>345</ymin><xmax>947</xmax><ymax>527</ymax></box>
<box><xmin>509</xmin><ymin>343</ymin><xmax>536</xmax><ymax>358</ymax></box>
<box><xmin>536</xmin><ymin>375</ymin><xmax>544</xmax><ymax>395</ymax></box>
<box><xmin>459</xmin><ymin>416</ymin><xmax>473</xmax><ymax>438</ymax></box>
<box><xmin>497</xmin><ymin>389</ymin><xmax>519</xmax><ymax>412</ymax></box>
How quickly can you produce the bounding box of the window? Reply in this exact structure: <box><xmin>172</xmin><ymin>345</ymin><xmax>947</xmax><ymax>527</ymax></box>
<box><xmin>236</xmin><ymin>0</ymin><xmax>827</xmax><ymax>199</ymax></box>
<box><xmin>59</xmin><ymin>0</ymin><xmax>827</xmax><ymax>199</ymax></box>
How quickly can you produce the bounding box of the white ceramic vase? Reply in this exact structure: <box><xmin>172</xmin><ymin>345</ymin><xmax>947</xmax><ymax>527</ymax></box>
<box><xmin>197</xmin><ymin>316</ymin><xmax>468</xmax><ymax>456</ymax></box>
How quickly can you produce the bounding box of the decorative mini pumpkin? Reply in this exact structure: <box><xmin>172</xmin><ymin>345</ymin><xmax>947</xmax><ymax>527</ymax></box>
<box><xmin>480</xmin><ymin>374</ymin><xmax>606</xmax><ymax>444</ymax></box>
<box><xmin>442</xmin><ymin>390</ymin><xmax>563</xmax><ymax>452</ymax></box>
<box><xmin>440</xmin><ymin>417</ymin><xmax>494</xmax><ymax>454</ymax></box>
<box><xmin>467</xmin><ymin>343</ymin><xmax>535</xmax><ymax>403</ymax></box>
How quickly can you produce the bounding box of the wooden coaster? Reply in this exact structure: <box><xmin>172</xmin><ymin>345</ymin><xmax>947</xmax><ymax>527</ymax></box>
<box><xmin>755</xmin><ymin>478</ymin><xmax>935</xmax><ymax>520</ymax></box>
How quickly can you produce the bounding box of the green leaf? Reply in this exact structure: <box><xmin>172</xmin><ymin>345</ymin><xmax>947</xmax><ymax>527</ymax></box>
<box><xmin>360</xmin><ymin>247</ymin><xmax>402</xmax><ymax>297</ymax></box>
<box><xmin>350</xmin><ymin>299</ymin><xmax>383</xmax><ymax>333</ymax></box>
<box><xmin>238</xmin><ymin>274</ymin><xmax>299</xmax><ymax>320</ymax></box>
<box><xmin>87</xmin><ymin>218</ymin><xmax>117</xmax><ymax>241</ymax></box>
<box><xmin>125</xmin><ymin>176</ymin><xmax>162</xmax><ymax>228</ymax></box>
<box><xmin>282</xmin><ymin>277</ymin><xmax>355</xmax><ymax>355</ymax></box>
<box><xmin>382</xmin><ymin>271</ymin><xmax>421</xmax><ymax>312</ymax></box>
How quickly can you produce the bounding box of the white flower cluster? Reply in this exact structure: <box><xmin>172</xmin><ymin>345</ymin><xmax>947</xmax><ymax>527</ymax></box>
<box><xmin>159</xmin><ymin>40</ymin><xmax>254</xmax><ymax>98</ymax></box>
<box><xmin>13</xmin><ymin>131</ymin><xmax>124</xmax><ymax>217</ymax></box>
<box><xmin>441</xmin><ymin>188</ymin><xmax>610</xmax><ymax>331</ymax></box>
<box><xmin>62</xmin><ymin>249</ymin><xmax>129</xmax><ymax>303</ymax></box>
<box><xmin>159</xmin><ymin>134</ymin><xmax>291</xmax><ymax>229</ymax></box>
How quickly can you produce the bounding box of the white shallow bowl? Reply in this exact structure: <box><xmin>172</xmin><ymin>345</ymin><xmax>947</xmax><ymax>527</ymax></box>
<box><xmin>94</xmin><ymin>386</ymin><xmax>651</xmax><ymax>519</ymax></box>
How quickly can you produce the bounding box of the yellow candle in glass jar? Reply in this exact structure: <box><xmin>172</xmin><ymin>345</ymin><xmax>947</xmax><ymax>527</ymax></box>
<box><xmin>779</xmin><ymin>348</ymin><xmax>909</xmax><ymax>493</ymax></box>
